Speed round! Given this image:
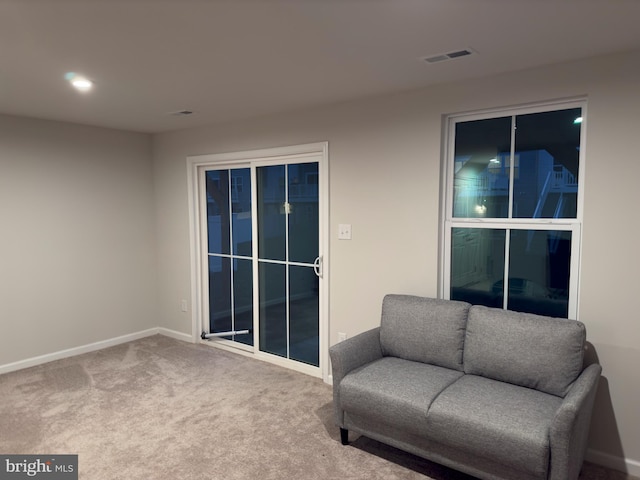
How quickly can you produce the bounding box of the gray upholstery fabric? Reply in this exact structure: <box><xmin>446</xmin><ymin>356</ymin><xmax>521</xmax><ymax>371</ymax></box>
<box><xmin>464</xmin><ymin>305</ymin><xmax>586</xmax><ymax>396</ymax></box>
<box><xmin>380</xmin><ymin>295</ymin><xmax>470</xmax><ymax>370</ymax></box>
<box><xmin>339</xmin><ymin>357</ymin><xmax>463</xmax><ymax>436</ymax></box>
<box><xmin>426</xmin><ymin>375</ymin><xmax>563</xmax><ymax>478</ymax></box>
<box><xmin>342</xmin><ymin>413</ymin><xmax>543</xmax><ymax>480</ymax></box>
<box><xmin>549</xmin><ymin>363</ymin><xmax>602</xmax><ymax>480</ymax></box>
<box><xmin>329</xmin><ymin>327</ymin><xmax>383</xmax><ymax>426</ymax></box>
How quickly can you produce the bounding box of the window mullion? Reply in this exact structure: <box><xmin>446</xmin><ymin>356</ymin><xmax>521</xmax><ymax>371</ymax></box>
<box><xmin>284</xmin><ymin>166</ymin><xmax>290</xmax><ymax>360</ymax></box>
<box><xmin>503</xmin><ymin>229</ymin><xmax>511</xmax><ymax>310</ymax></box>
<box><xmin>508</xmin><ymin>115</ymin><xmax>516</xmax><ymax>219</ymax></box>
<box><xmin>228</xmin><ymin>172</ymin><xmax>235</xmax><ymax>335</ymax></box>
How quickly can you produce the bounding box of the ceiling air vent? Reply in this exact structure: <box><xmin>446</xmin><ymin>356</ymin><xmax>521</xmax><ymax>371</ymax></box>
<box><xmin>168</xmin><ymin>110</ymin><xmax>194</xmax><ymax>116</ymax></box>
<box><xmin>422</xmin><ymin>48</ymin><xmax>476</xmax><ymax>64</ymax></box>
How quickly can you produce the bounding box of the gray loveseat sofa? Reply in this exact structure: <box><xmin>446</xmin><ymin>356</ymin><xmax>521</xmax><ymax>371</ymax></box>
<box><xmin>329</xmin><ymin>295</ymin><xmax>601</xmax><ymax>480</ymax></box>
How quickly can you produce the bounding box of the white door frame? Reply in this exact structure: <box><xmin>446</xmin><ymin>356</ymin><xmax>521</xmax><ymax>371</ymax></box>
<box><xmin>186</xmin><ymin>142</ymin><xmax>330</xmax><ymax>381</ymax></box>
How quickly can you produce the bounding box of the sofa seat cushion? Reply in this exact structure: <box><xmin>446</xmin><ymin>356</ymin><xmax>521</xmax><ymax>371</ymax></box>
<box><xmin>426</xmin><ymin>375</ymin><xmax>563</xmax><ymax>478</ymax></box>
<box><xmin>340</xmin><ymin>357</ymin><xmax>463</xmax><ymax>436</ymax></box>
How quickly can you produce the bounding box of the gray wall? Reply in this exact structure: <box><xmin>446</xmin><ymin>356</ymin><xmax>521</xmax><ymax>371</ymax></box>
<box><xmin>152</xmin><ymin>50</ymin><xmax>640</xmax><ymax>472</ymax></box>
<box><xmin>0</xmin><ymin>115</ymin><xmax>157</xmax><ymax>366</ymax></box>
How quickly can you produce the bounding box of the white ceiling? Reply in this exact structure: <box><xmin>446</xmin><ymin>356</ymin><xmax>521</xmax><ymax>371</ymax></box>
<box><xmin>1</xmin><ymin>0</ymin><xmax>639</xmax><ymax>134</ymax></box>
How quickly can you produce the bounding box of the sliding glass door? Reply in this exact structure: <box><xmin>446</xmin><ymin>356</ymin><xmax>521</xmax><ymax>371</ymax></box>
<box><xmin>256</xmin><ymin>163</ymin><xmax>320</xmax><ymax>366</ymax></box>
<box><xmin>196</xmin><ymin>147</ymin><xmax>325</xmax><ymax>374</ymax></box>
<box><xmin>205</xmin><ymin>168</ymin><xmax>254</xmax><ymax>346</ymax></box>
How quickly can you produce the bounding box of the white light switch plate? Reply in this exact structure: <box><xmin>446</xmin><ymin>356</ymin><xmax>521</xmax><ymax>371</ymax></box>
<box><xmin>338</xmin><ymin>224</ymin><xmax>352</xmax><ymax>240</ymax></box>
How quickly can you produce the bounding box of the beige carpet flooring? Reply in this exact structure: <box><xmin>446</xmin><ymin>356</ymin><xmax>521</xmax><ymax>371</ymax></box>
<box><xmin>0</xmin><ymin>335</ymin><xmax>635</xmax><ymax>480</ymax></box>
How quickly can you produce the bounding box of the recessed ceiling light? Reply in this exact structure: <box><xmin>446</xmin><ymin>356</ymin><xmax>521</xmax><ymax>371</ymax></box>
<box><xmin>71</xmin><ymin>78</ymin><xmax>93</xmax><ymax>91</ymax></box>
<box><xmin>574</xmin><ymin>117</ymin><xmax>583</xmax><ymax>124</ymax></box>
<box><xmin>65</xmin><ymin>72</ymin><xmax>93</xmax><ymax>92</ymax></box>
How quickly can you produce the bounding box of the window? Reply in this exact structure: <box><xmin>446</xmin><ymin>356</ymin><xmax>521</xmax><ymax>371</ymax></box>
<box><xmin>441</xmin><ymin>101</ymin><xmax>585</xmax><ymax>319</ymax></box>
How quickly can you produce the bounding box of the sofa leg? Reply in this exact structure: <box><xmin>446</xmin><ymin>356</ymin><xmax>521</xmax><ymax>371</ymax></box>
<box><xmin>340</xmin><ymin>428</ymin><xmax>349</xmax><ymax>445</ymax></box>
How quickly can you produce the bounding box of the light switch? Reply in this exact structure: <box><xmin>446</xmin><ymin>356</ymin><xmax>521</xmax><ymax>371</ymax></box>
<box><xmin>338</xmin><ymin>224</ymin><xmax>352</xmax><ymax>240</ymax></box>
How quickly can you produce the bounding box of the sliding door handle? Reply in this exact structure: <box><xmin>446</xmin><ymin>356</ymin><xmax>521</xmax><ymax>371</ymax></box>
<box><xmin>313</xmin><ymin>256</ymin><xmax>323</xmax><ymax>278</ymax></box>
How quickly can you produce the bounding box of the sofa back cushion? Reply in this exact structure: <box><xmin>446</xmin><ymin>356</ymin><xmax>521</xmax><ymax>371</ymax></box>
<box><xmin>380</xmin><ymin>295</ymin><xmax>470</xmax><ymax>371</ymax></box>
<box><xmin>464</xmin><ymin>305</ymin><xmax>586</xmax><ymax>397</ymax></box>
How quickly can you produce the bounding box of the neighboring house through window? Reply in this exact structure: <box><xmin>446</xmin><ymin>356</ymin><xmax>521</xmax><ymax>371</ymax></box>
<box><xmin>440</xmin><ymin>100</ymin><xmax>585</xmax><ymax>319</ymax></box>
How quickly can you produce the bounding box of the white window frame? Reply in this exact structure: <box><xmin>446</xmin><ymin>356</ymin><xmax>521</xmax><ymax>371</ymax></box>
<box><xmin>439</xmin><ymin>99</ymin><xmax>587</xmax><ymax>320</ymax></box>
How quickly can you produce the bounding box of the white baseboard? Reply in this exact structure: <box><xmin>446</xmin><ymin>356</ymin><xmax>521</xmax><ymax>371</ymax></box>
<box><xmin>0</xmin><ymin>327</ymin><xmax>198</xmax><ymax>375</ymax></box>
<box><xmin>157</xmin><ymin>327</ymin><xmax>195</xmax><ymax>343</ymax></box>
<box><xmin>0</xmin><ymin>328</ymin><xmax>160</xmax><ymax>375</ymax></box>
<box><xmin>586</xmin><ymin>448</ymin><xmax>640</xmax><ymax>477</ymax></box>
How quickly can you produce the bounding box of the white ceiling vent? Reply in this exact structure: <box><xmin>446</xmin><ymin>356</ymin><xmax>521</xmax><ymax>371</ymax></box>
<box><xmin>422</xmin><ymin>48</ymin><xmax>476</xmax><ymax>64</ymax></box>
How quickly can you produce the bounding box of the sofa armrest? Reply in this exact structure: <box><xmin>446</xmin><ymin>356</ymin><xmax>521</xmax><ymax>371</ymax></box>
<box><xmin>329</xmin><ymin>327</ymin><xmax>383</xmax><ymax>426</ymax></box>
<box><xmin>548</xmin><ymin>363</ymin><xmax>602</xmax><ymax>480</ymax></box>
